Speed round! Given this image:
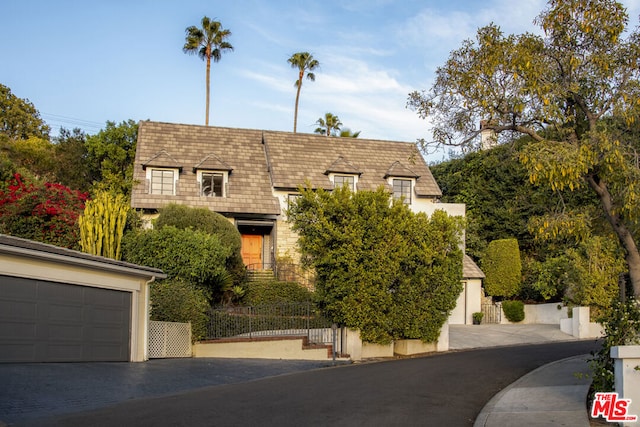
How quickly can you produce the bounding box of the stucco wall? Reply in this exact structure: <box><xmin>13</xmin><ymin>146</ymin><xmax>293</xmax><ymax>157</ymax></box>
<box><xmin>449</xmin><ymin>279</ymin><xmax>482</xmax><ymax>325</ymax></box>
<box><xmin>499</xmin><ymin>302</ymin><xmax>570</xmax><ymax>325</ymax></box>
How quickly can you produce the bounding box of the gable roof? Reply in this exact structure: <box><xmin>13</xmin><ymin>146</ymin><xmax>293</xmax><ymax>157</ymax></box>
<box><xmin>324</xmin><ymin>156</ymin><xmax>362</xmax><ymax>176</ymax></box>
<box><xmin>463</xmin><ymin>255</ymin><xmax>485</xmax><ymax>279</ymax></box>
<box><xmin>142</xmin><ymin>150</ymin><xmax>182</xmax><ymax>171</ymax></box>
<box><xmin>263</xmin><ymin>130</ymin><xmax>441</xmax><ymax>196</ymax></box>
<box><xmin>192</xmin><ymin>154</ymin><xmax>233</xmax><ymax>173</ymax></box>
<box><xmin>384</xmin><ymin>161</ymin><xmax>420</xmax><ymax>179</ymax></box>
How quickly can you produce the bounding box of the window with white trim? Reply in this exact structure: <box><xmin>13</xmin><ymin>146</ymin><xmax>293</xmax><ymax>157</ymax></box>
<box><xmin>148</xmin><ymin>168</ymin><xmax>178</xmax><ymax>195</ymax></box>
<box><xmin>392</xmin><ymin>179</ymin><xmax>412</xmax><ymax>204</ymax></box>
<box><xmin>330</xmin><ymin>174</ymin><xmax>357</xmax><ymax>192</ymax></box>
<box><xmin>197</xmin><ymin>170</ymin><xmax>228</xmax><ymax>197</ymax></box>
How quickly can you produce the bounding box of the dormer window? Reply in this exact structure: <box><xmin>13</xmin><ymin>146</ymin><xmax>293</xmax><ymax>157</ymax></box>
<box><xmin>332</xmin><ymin>174</ymin><xmax>356</xmax><ymax>192</ymax></box>
<box><xmin>147</xmin><ymin>168</ymin><xmax>179</xmax><ymax>195</ymax></box>
<box><xmin>385</xmin><ymin>161</ymin><xmax>419</xmax><ymax>205</ymax></box>
<box><xmin>392</xmin><ymin>179</ymin><xmax>412</xmax><ymax>204</ymax></box>
<box><xmin>325</xmin><ymin>157</ymin><xmax>361</xmax><ymax>193</ymax></box>
<box><xmin>142</xmin><ymin>150</ymin><xmax>182</xmax><ymax>196</ymax></box>
<box><xmin>197</xmin><ymin>170</ymin><xmax>228</xmax><ymax>197</ymax></box>
<box><xmin>193</xmin><ymin>154</ymin><xmax>233</xmax><ymax>198</ymax></box>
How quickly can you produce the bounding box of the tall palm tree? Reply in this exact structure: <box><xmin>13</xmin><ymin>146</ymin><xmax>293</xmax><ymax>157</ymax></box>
<box><xmin>183</xmin><ymin>16</ymin><xmax>233</xmax><ymax>126</ymax></box>
<box><xmin>288</xmin><ymin>52</ymin><xmax>319</xmax><ymax>133</ymax></box>
<box><xmin>314</xmin><ymin>113</ymin><xmax>342</xmax><ymax>137</ymax></box>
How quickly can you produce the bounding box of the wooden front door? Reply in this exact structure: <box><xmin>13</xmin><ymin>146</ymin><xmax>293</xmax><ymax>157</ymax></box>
<box><xmin>241</xmin><ymin>234</ymin><xmax>263</xmax><ymax>269</ymax></box>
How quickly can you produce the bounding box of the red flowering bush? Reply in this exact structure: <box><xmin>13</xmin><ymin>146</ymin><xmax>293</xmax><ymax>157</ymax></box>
<box><xmin>0</xmin><ymin>173</ymin><xmax>89</xmax><ymax>249</ymax></box>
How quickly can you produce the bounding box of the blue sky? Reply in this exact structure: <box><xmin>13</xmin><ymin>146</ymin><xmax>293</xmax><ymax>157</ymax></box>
<box><xmin>2</xmin><ymin>0</ymin><xmax>639</xmax><ymax>162</ymax></box>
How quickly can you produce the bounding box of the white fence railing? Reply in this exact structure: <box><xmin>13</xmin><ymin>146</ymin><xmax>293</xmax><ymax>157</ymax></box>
<box><xmin>148</xmin><ymin>320</ymin><xmax>192</xmax><ymax>358</ymax></box>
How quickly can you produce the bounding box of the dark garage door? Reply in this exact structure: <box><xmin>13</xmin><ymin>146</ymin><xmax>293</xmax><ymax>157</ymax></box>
<box><xmin>0</xmin><ymin>275</ymin><xmax>131</xmax><ymax>362</ymax></box>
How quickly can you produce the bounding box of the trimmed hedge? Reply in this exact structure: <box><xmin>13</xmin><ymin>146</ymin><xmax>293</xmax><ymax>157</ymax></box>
<box><xmin>502</xmin><ymin>300</ymin><xmax>525</xmax><ymax>323</ymax></box>
<box><xmin>483</xmin><ymin>238</ymin><xmax>522</xmax><ymax>298</ymax></box>
<box><xmin>150</xmin><ymin>279</ymin><xmax>210</xmax><ymax>341</ymax></box>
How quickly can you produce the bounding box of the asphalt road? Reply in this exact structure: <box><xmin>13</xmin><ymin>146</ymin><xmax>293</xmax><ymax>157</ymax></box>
<box><xmin>24</xmin><ymin>340</ymin><xmax>599</xmax><ymax>427</ymax></box>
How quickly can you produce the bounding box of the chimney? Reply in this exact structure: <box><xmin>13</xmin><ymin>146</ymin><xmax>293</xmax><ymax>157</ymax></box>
<box><xmin>480</xmin><ymin>120</ymin><xmax>497</xmax><ymax>150</ymax></box>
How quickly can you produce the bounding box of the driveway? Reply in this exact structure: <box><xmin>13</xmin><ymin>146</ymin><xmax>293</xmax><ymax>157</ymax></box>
<box><xmin>0</xmin><ymin>359</ymin><xmax>340</xmax><ymax>425</ymax></box>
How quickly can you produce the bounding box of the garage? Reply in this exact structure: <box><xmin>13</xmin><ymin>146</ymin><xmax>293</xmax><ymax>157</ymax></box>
<box><xmin>0</xmin><ymin>276</ymin><xmax>132</xmax><ymax>362</ymax></box>
<box><xmin>0</xmin><ymin>234</ymin><xmax>165</xmax><ymax>363</ymax></box>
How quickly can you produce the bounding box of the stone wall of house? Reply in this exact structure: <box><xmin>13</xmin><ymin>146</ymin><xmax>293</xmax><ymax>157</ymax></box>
<box><xmin>275</xmin><ymin>219</ymin><xmax>301</xmax><ymax>263</ymax></box>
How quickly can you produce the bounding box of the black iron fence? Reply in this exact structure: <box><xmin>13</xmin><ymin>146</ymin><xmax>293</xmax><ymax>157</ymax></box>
<box><xmin>207</xmin><ymin>302</ymin><xmax>334</xmax><ymax>344</ymax></box>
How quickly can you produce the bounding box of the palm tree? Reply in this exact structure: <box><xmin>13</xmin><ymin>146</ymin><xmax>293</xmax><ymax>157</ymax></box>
<box><xmin>288</xmin><ymin>52</ymin><xmax>319</xmax><ymax>133</ymax></box>
<box><xmin>183</xmin><ymin>16</ymin><xmax>233</xmax><ymax>126</ymax></box>
<box><xmin>314</xmin><ymin>113</ymin><xmax>342</xmax><ymax>137</ymax></box>
<box><xmin>339</xmin><ymin>128</ymin><xmax>361</xmax><ymax>138</ymax></box>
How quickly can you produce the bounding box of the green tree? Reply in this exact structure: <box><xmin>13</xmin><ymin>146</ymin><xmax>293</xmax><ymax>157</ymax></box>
<box><xmin>408</xmin><ymin>0</ymin><xmax>640</xmax><ymax>296</ymax></box>
<box><xmin>430</xmin><ymin>139</ymin><xmax>604</xmax><ymax>303</ymax></box>
<box><xmin>53</xmin><ymin>128</ymin><xmax>95</xmax><ymax>193</ymax></box>
<box><xmin>483</xmin><ymin>238</ymin><xmax>522</xmax><ymax>299</ymax></box>
<box><xmin>183</xmin><ymin>16</ymin><xmax>234</xmax><ymax>126</ymax></box>
<box><xmin>78</xmin><ymin>191</ymin><xmax>129</xmax><ymax>260</ymax></box>
<box><xmin>3</xmin><ymin>136</ymin><xmax>55</xmax><ymax>180</ymax></box>
<box><xmin>314</xmin><ymin>113</ymin><xmax>342</xmax><ymax>137</ymax></box>
<box><xmin>85</xmin><ymin>120</ymin><xmax>138</xmax><ymax>195</ymax></box>
<box><xmin>288</xmin><ymin>185</ymin><xmax>463</xmax><ymax>344</ymax></box>
<box><xmin>288</xmin><ymin>52</ymin><xmax>319</xmax><ymax>133</ymax></box>
<box><xmin>564</xmin><ymin>236</ymin><xmax>626</xmax><ymax>316</ymax></box>
<box><xmin>0</xmin><ymin>84</ymin><xmax>50</xmax><ymax>140</ymax></box>
<box><xmin>431</xmin><ymin>141</ymin><xmax>559</xmax><ymax>259</ymax></box>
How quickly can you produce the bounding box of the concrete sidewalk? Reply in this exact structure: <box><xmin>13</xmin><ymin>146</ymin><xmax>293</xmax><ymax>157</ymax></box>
<box><xmin>474</xmin><ymin>355</ymin><xmax>593</xmax><ymax>427</ymax></box>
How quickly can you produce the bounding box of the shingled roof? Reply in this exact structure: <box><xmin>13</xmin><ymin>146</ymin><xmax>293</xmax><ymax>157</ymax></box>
<box><xmin>263</xmin><ymin>130</ymin><xmax>442</xmax><ymax>196</ymax></box>
<box><xmin>131</xmin><ymin>121</ymin><xmax>280</xmax><ymax>215</ymax></box>
<box><xmin>131</xmin><ymin>121</ymin><xmax>442</xmax><ymax>216</ymax></box>
<box><xmin>463</xmin><ymin>255</ymin><xmax>485</xmax><ymax>279</ymax></box>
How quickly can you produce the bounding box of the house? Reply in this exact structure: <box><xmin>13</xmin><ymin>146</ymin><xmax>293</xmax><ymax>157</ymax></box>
<box><xmin>0</xmin><ymin>234</ymin><xmax>166</xmax><ymax>363</ymax></box>
<box><xmin>131</xmin><ymin>121</ymin><xmax>482</xmax><ymax>324</ymax></box>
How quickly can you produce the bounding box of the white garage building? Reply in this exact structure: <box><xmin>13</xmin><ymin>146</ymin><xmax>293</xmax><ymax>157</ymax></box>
<box><xmin>0</xmin><ymin>234</ymin><xmax>165</xmax><ymax>363</ymax></box>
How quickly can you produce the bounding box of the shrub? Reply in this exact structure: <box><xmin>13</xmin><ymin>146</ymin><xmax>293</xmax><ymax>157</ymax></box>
<box><xmin>243</xmin><ymin>281</ymin><xmax>313</xmax><ymax>306</ymax></box>
<box><xmin>0</xmin><ymin>173</ymin><xmax>88</xmax><ymax>249</ymax></box>
<box><xmin>154</xmin><ymin>204</ymin><xmax>244</xmax><ymax>285</ymax></box>
<box><xmin>473</xmin><ymin>312</ymin><xmax>484</xmax><ymax>324</ymax></box>
<box><xmin>155</xmin><ymin>204</ymin><xmax>241</xmax><ymax>252</ymax></box>
<box><xmin>502</xmin><ymin>300</ymin><xmax>525</xmax><ymax>322</ymax></box>
<box><xmin>121</xmin><ymin>226</ymin><xmax>230</xmax><ymax>296</ymax></box>
<box><xmin>150</xmin><ymin>279</ymin><xmax>210</xmax><ymax>341</ymax></box>
<box><xmin>483</xmin><ymin>238</ymin><xmax>522</xmax><ymax>298</ymax></box>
